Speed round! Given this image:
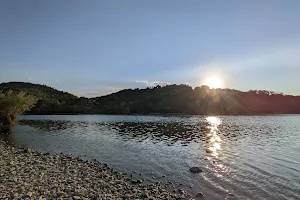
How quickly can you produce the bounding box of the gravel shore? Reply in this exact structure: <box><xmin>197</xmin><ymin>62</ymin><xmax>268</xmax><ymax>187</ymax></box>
<box><xmin>0</xmin><ymin>140</ymin><xmax>186</xmax><ymax>200</ymax></box>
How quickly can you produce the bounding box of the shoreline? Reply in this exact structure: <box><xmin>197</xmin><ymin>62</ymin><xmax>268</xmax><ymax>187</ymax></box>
<box><xmin>23</xmin><ymin>113</ymin><xmax>300</xmax><ymax>117</ymax></box>
<box><xmin>0</xmin><ymin>140</ymin><xmax>186</xmax><ymax>200</ymax></box>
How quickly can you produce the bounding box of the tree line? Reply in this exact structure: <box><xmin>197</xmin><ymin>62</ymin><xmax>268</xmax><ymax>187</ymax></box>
<box><xmin>1</xmin><ymin>82</ymin><xmax>300</xmax><ymax>118</ymax></box>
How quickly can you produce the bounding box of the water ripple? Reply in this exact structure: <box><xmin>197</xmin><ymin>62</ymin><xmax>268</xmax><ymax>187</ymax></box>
<box><xmin>0</xmin><ymin>115</ymin><xmax>298</xmax><ymax>200</ymax></box>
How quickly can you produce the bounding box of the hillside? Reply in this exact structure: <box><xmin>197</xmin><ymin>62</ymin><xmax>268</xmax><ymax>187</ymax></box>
<box><xmin>0</xmin><ymin>82</ymin><xmax>80</xmax><ymax>114</ymax></box>
<box><xmin>91</xmin><ymin>85</ymin><xmax>300</xmax><ymax>115</ymax></box>
<box><xmin>0</xmin><ymin>82</ymin><xmax>77</xmax><ymax>102</ymax></box>
<box><xmin>1</xmin><ymin>82</ymin><xmax>300</xmax><ymax>115</ymax></box>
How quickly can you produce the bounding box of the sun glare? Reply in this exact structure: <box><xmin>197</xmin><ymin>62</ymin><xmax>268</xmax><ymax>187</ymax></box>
<box><xmin>203</xmin><ymin>76</ymin><xmax>222</xmax><ymax>89</ymax></box>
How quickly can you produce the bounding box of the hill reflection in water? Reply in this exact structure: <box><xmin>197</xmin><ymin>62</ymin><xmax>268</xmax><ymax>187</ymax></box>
<box><xmin>18</xmin><ymin>117</ymin><xmax>225</xmax><ymax>148</ymax></box>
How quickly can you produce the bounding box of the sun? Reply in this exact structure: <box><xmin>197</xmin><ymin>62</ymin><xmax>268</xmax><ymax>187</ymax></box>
<box><xmin>203</xmin><ymin>76</ymin><xmax>222</xmax><ymax>89</ymax></box>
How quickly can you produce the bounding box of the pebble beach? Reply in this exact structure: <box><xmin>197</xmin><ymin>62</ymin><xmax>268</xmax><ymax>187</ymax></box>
<box><xmin>0</xmin><ymin>140</ymin><xmax>186</xmax><ymax>200</ymax></box>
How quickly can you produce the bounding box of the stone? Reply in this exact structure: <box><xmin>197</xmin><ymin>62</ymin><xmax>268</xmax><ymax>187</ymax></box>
<box><xmin>57</xmin><ymin>191</ymin><xmax>65</xmax><ymax>196</ymax></box>
<box><xmin>136</xmin><ymin>179</ymin><xmax>143</xmax><ymax>183</ymax></box>
<box><xmin>196</xmin><ymin>192</ymin><xmax>204</xmax><ymax>197</ymax></box>
<box><xmin>140</xmin><ymin>192</ymin><xmax>149</xmax><ymax>198</ymax></box>
<box><xmin>26</xmin><ymin>192</ymin><xmax>33</xmax><ymax>197</ymax></box>
<box><xmin>178</xmin><ymin>189</ymin><xmax>185</xmax><ymax>194</ymax></box>
<box><xmin>206</xmin><ymin>148</ymin><xmax>213</xmax><ymax>153</ymax></box>
<box><xmin>72</xmin><ymin>196</ymin><xmax>81</xmax><ymax>200</ymax></box>
<box><xmin>132</xmin><ymin>189</ymin><xmax>138</xmax><ymax>193</ymax></box>
<box><xmin>131</xmin><ymin>179</ymin><xmax>137</xmax><ymax>184</ymax></box>
<box><xmin>13</xmin><ymin>193</ymin><xmax>19</xmax><ymax>198</ymax></box>
<box><xmin>189</xmin><ymin>167</ymin><xmax>203</xmax><ymax>173</ymax></box>
<box><xmin>228</xmin><ymin>193</ymin><xmax>234</xmax><ymax>197</ymax></box>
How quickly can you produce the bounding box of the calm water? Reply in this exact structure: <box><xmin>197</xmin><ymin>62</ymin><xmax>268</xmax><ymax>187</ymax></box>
<box><xmin>1</xmin><ymin>115</ymin><xmax>300</xmax><ymax>200</ymax></box>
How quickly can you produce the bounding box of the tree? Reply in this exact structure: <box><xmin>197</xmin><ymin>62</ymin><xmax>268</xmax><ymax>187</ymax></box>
<box><xmin>0</xmin><ymin>90</ymin><xmax>37</xmax><ymax>132</ymax></box>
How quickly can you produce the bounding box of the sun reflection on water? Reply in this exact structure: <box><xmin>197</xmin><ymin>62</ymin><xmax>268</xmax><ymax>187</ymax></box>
<box><xmin>205</xmin><ymin>116</ymin><xmax>222</xmax><ymax>159</ymax></box>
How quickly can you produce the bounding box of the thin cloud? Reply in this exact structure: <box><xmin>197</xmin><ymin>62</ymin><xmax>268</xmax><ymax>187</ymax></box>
<box><xmin>107</xmin><ymin>87</ymin><xmax>123</xmax><ymax>94</ymax></box>
<box><xmin>183</xmin><ymin>82</ymin><xmax>191</xmax><ymax>86</ymax></box>
<box><xmin>76</xmin><ymin>87</ymin><xmax>124</xmax><ymax>98</ymax></box>
<box><xmin>136</xmin><ymin>80</ymin><xmax>171</xmax><ymax>87</ymax></box>
<box><xmin>76</xmin><ymin>91</ymin><xmax>105</xmax><ymax>98</ymax></box>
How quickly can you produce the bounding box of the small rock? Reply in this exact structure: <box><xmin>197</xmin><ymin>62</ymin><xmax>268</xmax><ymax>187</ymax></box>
<box><xmin>131</xmin><ymin>179</ymin><xmax>143</xmax><ymax>184</ymax></box>
<box><xmin>206</xmin><ymin>148</ymin><xmax>213</xmax><ymax>153</ymax></box>
<box><xmin>189</xmin><ymin>167</ymin><xmax>203</xmax><ymax>173</ymax></box>
<box><xmin>57</xmin><ymin>191</ymin><xmax>65</xmax><ymax>196</ymax></box>
<box><xmin>178</xmin><ymin>189</ymin><xmax>185</xmax><ymax>194</ymax></box>
<box><xmin>140</xmin><ymin>192</ymin><xmax>149</xmax><ymax>198</ymax></box>
<box><xmin>136</xmin><ymin>179</ymin><xmax>143</xmax><ymax>183</ymax></box>
<box><xmin>26</xmin><ymin>192</ymin><xmax>33</xmax><ymax>197</ymax></box>
<box><xmin>132</xmin><ymin>189</ymin><xmax>138</xmax><ymax>193</ymax></box>
<box><xmin>196</xmin><ymin>192</ymin><xmax>204</xmax><ymax>197</ymax></box>
<box><xmin>228</xmin><ymin>193</ymin><xmax>234</xmax><ymax>197</ymax></box>
<box><xmin>13</xmin><ymin>193</ymin><xmax>19</xmax><ymax>198</ymax></box>
<box><xmin>73</xmin><ymin>196</ymin><xmax>81</xmax><ymax>200</ymax></box>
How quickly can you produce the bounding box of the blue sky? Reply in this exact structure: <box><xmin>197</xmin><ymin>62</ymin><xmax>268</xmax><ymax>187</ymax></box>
<box><xmin>1</xmin><ymin>0</ymin><xmax>300</xmax><ymax>97</ymax></box>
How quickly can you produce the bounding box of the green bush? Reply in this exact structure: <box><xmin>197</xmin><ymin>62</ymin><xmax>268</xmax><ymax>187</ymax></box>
<box><xmin>0</xmin><ymin>90</ymin><xmax>37</xmax><ymax>132</ymax></box>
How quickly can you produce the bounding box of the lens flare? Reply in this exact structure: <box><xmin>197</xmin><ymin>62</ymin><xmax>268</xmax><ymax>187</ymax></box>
<box><xmin>203</xmin><ymin>76</ymin><xmax>222</xmax><ymax>89</ymax></box>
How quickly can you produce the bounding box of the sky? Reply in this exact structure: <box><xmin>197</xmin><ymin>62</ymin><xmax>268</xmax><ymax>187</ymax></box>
<box><xmin>1</xmin><ymin>0</ymin><xmax>300</xmax><ymax>97</ymax></box>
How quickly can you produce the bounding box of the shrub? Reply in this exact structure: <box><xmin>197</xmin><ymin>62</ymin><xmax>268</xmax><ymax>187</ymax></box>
<box><xmin>0</xmin><ymin>90</ymin><xmax>37</xmax><ymax>132</ymax></box>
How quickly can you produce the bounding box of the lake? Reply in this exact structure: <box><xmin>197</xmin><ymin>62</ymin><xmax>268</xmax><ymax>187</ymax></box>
<box><xmin>1</xmin><ymin>115</ymin><xmax>300</xmax><ymax>200</ymax></box>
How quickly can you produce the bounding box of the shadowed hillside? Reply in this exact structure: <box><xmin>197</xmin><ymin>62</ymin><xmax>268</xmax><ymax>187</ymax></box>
<box><xmin>0</xmin><ymin>82</ymin><xmax>80</xmax><ymax>114</ymax></box>
<box><xmin>1</xmin><ymin>82</ymin><xmax>300</xmax><ymax>115</ymax></box>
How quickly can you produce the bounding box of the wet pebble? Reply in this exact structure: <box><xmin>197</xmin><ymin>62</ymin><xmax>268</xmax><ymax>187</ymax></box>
<box><xmin>196</xmin><ymin>192</ymin><xmax>204</xmax><ymax>197</ymax></box>
<box><xmin>189</xmin><ymin>167</ymin><xmax>203</xmax><ymax>173</ymax></box>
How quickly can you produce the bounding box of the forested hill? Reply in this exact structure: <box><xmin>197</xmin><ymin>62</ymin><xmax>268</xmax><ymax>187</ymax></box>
<box><xmin>0</xmin><ymin>82</ymin><xmax>79</xmax><ymax>114</ymax></box>
<box><xmin>1</xmin><ymin>82</ymin><xmax>300</xmax><ymax>115</ymax></box>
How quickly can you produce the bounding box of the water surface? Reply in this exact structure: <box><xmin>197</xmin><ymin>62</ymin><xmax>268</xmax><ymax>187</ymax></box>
<box><xmin>2</xmin><ymin>115</ymin><xmax>300</xmax><ymax>200</ymax></box>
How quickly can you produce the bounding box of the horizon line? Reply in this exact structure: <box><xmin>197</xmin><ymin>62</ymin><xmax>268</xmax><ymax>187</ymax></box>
<box><xmin>1</xmin><ymin>81</ymin><xmax>299</xmax><ymax>98</ymax></box>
